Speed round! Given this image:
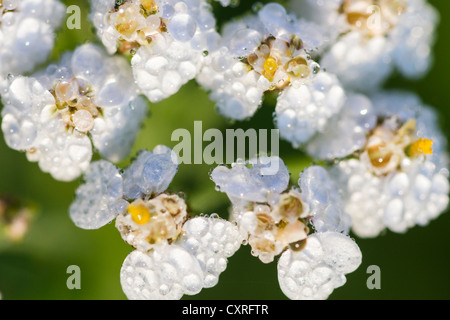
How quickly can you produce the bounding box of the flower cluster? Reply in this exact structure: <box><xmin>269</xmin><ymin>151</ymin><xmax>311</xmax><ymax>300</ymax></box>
<box><xmin>70</xmin><ymin>146</ymin><xmax>243</xmax><ymax>299</ymax></box>
<box><xmin>1</xmin><ymin>44</ymin><xmax>147</xmax><ymax>181</ymax></box>
<box><xmin>0</xmin><ymin>0</ymin><xmax>448</xmax><ymax>300</ymax></box>
<box><xmin>91</xmin><ymin>0</ymin><xmax>220</xmax><ymax>102</ymax></box>
<box><xmin>211</xmin><ymin>157</ymin><xmax>361</xmax><ymax>300</ymax></box>
<box><xmin>197</xmin><ymin>3</ymin><xmax>346</xmax><ymax>151</ymax></box>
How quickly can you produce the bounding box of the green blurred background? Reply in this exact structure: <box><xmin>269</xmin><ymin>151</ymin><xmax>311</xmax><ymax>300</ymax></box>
<box><xmin>0</xmin><ymin>0</ymin><xmax>449</xmax><ymax>300</ymax></box>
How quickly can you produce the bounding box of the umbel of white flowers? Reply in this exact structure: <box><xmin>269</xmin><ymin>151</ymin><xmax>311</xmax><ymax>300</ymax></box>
<box><xmin>0</xmin><ymin>0</ymin><xmax>448</xmax><ymax>301</ymax></box>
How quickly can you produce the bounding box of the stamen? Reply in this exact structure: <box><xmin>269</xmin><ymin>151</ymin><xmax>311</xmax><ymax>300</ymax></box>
<box><xmin>367</xmin><ymin>143</ymin><xmax>393</xmax><ymax>168</ymax></box>
<box><xmin>285</xmin><ymin>56</ymin><xmax>310</xmax><ymax>78</ymax></box>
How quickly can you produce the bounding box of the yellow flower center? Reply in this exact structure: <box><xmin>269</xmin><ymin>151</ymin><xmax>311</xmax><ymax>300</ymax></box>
<box><xmin>263</xmin><ymin>56</ymin><xmax>279</xmax><ymax>81</ymax></box>
<box><xmin>128</xmin><ymin>203</ymin><xmax>151</xmax><ymax>225</ymax></box>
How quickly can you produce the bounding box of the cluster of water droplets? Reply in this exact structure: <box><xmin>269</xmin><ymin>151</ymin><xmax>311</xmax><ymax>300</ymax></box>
<box><xmin>278</xmin><ymin>232</ymin><xmax>362</xmax><ymax>300</ymax></box>
<box><xmin>0</xmin><ymin>0</ymin><xmax>65</xmax><ymax>76</ymax></box>
<box><xmin>91</xmin><ymin>0</ymin><xmax>220</xmax><ymax>103</ymax></box>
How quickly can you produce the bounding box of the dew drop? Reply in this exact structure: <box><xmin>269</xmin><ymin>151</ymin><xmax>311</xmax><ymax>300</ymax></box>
<box><xmin>312</xmin><ymin>64</ymin><xmax>321</xmax><ymax>74</ymax></box>
<box><xmin>168</xmin><ymin>14</ymin><xmax>197</xmax><ymax>42</ymax></box>
<box><xmin>159</xmin><ymin>284</ymin><xmax>170</xmax><ymax>296</ymax></box>
<box><xmin>4</xmin><ymin>0</ymin><xmax>18</xmax><ymax>10</ymax></box>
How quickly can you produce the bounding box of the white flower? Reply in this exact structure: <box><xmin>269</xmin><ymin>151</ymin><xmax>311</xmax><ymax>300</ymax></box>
<box><xmin>0</xmin><ymin>0</ymin><xmax>65</xmax><ymax>76</ymax></box>
<box><xmin>330</xmin><ymin>91</ymin><xmax>449</xmax><ymax>237</ymax></box>
<box><xmin>1</xmin><ymin>44</ymin><xmax>148</xmax><ymax>181</ymax></box>
<box><xmin>289</xmin><ymin>0</ymin><xmax>439</xmax><ymax>91</ymax></box>
<box><xmin>90</xmin><ymin>0</ymin><xmax>220</xmax><ymax>102</ymax></box>
<box><xmin>299</xmin><ymin>166</ymin><xmax>351</xmax><ymax>233</ymax></box>
<box><xmin>69</xmin><ymin>146</ymin><xmax>243</xmax><ymax>300</ymax></box>
<box><xmin>211</xmin><ymin>157</ymin><xmax>360</xmax><ymax>299</ymax></box>
<box><xmin>197</xmin><ymin>3</ymin><xmax>345</xmax><ymax>149</ymax></box>
<box><xmin>120</xmin><ymin>216</ymin><xmax>243</xmax><ymax>299</ymax></box>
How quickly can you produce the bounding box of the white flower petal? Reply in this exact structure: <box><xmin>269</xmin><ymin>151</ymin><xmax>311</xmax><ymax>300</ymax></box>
<box><xmin>120</xmin><ymin>244</ymin><xmax>204</xmax><ymax>300</ymax></box>
<box><xmin>299</xmin><ymin>166</ymin><xmax>351</xmax><ymax>233</ymax></box>
<box><xmin>180</xmin><ymin>216</ymin><xmax>244</xmax><ymax>288</ymax></box>
<box><xmin>277</xmin><ymin>232</ymin><xmax>362</xmax><ymax>300</ymax></box>
<box><xmin>69</xmin><ymin>160</ymin><xmax>124</xmax><ymax>229</ymax></box>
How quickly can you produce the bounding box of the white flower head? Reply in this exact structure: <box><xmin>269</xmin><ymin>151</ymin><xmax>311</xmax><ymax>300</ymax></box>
<box><xmin>0</xmin><ymin>0</ymin><xmax>65</xmax><ymax>76</ymax></box>
<box><xmin>330</xmin><ymin>91</ymin><xmax>449</xmax><ymax>237</ymax></box>
<box><xmin>70</xmin><ymin>145</ymin><xmax>179</xmax><ymax>230</ymax></box>
<box><xmin>1</xmin><ymin>44</ymin><xmax>148</xmax><ymax>181</ymax></box>
<box><xmin>90</xmin><ymin>0</ymin><xmax>220</xmax><ymax>102</ymax></box>
<box><xmin>69</xmin><ymin>146</ymin><xmax>243</xmax><ymax>299</ymax></box>
<box><xmin>72</xmin><ymin>146</ymin><xmax>184</xmax><ymax>252</ymax></box>
<box><xmin>197</xmin><ymin>2</ymin><xmax>345</xmax><ymax>149</ymax></box>
<box><xmin>289</xmin><ymin>0</ymin><xmax>439</xmax><ymax>91</ymax></box>
<box><xmin>211</xmin><ymin>157</ymin><xmax>360</xmax><ymax>300</ymax></box>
